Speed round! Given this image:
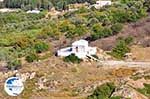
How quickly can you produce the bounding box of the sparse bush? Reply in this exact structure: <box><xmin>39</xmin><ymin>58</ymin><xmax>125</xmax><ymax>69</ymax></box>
<box><xmin>76</xmin><ymin>7</ymin><xmax>90</xmax><ymax>14</ymax></box>
<box><xmin>15</xmin><ymin>36</ymin><xmax>34</xmax><ymax>49</ymax></box>
<box><xmin>91</xmin><ymin>32</ymin><xmax>100</xmax><ymax>40</ymax></box>
<box><xmin>7</xmin><ymin>59</ymin><xmax>21</xmax><ymax>70</ymax></box>
<box><xmin>59</xmin><ymin>20</ymin><xmax>75</xmax><ymax>33</ymax></box>
<box><xmin>87</xmin><ymin>18</ymin><xmax>99</xmax><ymax>27</ymax></box>
<box><xmin>37</xmin><ymin>27</ymin><xmax>51</xmax><ymax>39</ymax></box>
<box><xmin>34</xmin><ymin>41</ymin><xmax>49</xmax><ymax>53</ymax></box>
<box><xmin>64</xmin><ymin>54</ymin><xmax>82</xmax><ymax>63</ymax></box>
<box><xmin>91</xmin><ymin>24</ymin><xmax>112</xmax><ymax>40</ymax></box>
<box><xmin>144</xmin><ymin>75</ymin><xmax>150</xmax><ymax>80</ymax></box>
<box><xmin>117</xmin><ymin>36</ymin><xmax>134</xmax><ymax>45</ymax></box>
<box><xmin>87</xmin><ymin>82</ymin><xmax>116</xmax><ymax>99</ymax></box>
<box><xmin>91</xmin><ymin>23</ymin><xmax>104</xmax><ymax>40</ymax></box>
<box><xmin>111</xmin><ymin>23</ymin><xmax>123</xmax><ymax>34</ymax></box>
<box><xmin>144</xmin><ymin>0</ymin><xmax>150</xmax><ymax>12</ymax></box>
<box><xmin>110</xmin><ymin>96</ymin><xmax>122</xmax><ymax>99</ymax></box>
<box><xmin>137</xmin><ymin>83</ymin><xmax>150</xmax><ymax>97</ymax></box>
<box><xmin>25</xmin><ymin>53</ymin><xmax>38</xmax><ymax>63</ymax></box>
<box><xmin>110</xmin><ymin>40</ymin><xmax>130</xmax><ymax>59</ymax></box>
<box><xmin>102</xmin><ymin>27</ymin><xmax>113</xmax><ymax>37</ymax></box>
<box><xmin>124</xmin><ymin>36</ymin><xmax>134</xmax><ymax>45</ymax></box>
<box><xmin>66</xmin><ymin>25</ymin><xmax>87</xmax><ymax>38</ymax></box>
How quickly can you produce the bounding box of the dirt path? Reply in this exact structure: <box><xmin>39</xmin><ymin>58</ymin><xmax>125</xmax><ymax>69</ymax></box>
<box><xmin>98</xmin><ymin>61</ymin><xmax>150</xmax><ymax>68</ymax></box>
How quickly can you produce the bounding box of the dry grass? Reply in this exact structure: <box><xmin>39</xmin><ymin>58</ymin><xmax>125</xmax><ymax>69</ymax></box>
<box><xmin>131</xmin><ymin>45</ymin><xmax>150</xmax><ymax>61</ymax></box>
<box><xmin>0</xmin><ymin>56</ymin><xmax>141</xmax><ymax>98</ymax></box>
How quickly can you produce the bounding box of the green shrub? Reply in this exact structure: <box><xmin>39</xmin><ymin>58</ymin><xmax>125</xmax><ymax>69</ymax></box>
<box><xmin>25</xmin><ymin>53</ymin><xmax>38</xmax><ymax>63</ymax></box>
<box><xmin>110</xmin><ymin>40</ymin><xmax>130</xmax><ymax>59</ymax></box>
<box><xmin>91</xmin><ymin>25</ymin><xmax>112</xmax><ymax>40</ymax></box>
<box><xmin>87</xmin><ymin>82</ymin><xmax>116</xmax><ymax>99</ymax></box>
<box><xmin>144</xmin><ymin>75</ymin><xmax>150</xmax><ymax>80</ymax></box>
<box><xmin>38</xmin><ymin>25</ymin><xmax>62</xmax><ymax>39</ymax></box>
<box><xmin>110</xmin><ymin>96</ymin><xmax>122</xmax><ymax>99</ymax></box>
<box><xmin>15</xmin><ymin>36</ymin><xmax>34</xmax><ymax>49</ymax></box>
<box><xmin>102</xmin><ymin>27</ymin><xmax>113</xmax><ymax>37</ymax></box>
<box><xmin>76</xmin><ymin>7</ymin><xmax>90</xmax><ymax>14</ymax></box>
<box><xmin>0</xmin><ymin>12</ymin><xmax>45</xmax><ymax>26</ymax></box>
<box><xmin>37</xmin><ymin>27</ymin><xmax>51</xmax><ymax>39</ymax></box>
<box><xmin>7</xmin><ymin>59</ymin><xmax>21</xmax><ymax>70</ymax></box>
<box><xmin>0</xmin><ymin>48</ymin><xmax>11</xmax><ymax>61</ymax></box>
<box><xmin>64</xmin><ymin>11</ymin><xmax>75</xmax><ymax>18</ymax></box>
<box><xmin>64</xmin><ymin>54</ymin><xmax>82</xmax><ymax>63</ymax></box>
<box><xmin>34</xmin><ymin>41</ymin><xmax>49</xmax><ymax>53</ymax></box>
<box><xmin>137</xmin><ymin>83</ymin><xmax>150</xmax><ymax>97</ymax></box>
<box><xmin>111</xmin><ymin>23</ymin><xmax>123</xmax><ymax>34</ymax></box>
<box><xmin>87</xmin><ymin>18</ymin><xmax>99</xmax><ymax>27</ymax></box>
<box><xmin>124</xmin><ymin>36</ymin><xmax>134</xmax><ymax>45</ymax></box>
<box><xmin>66</xmin><ymin>25</ymin><xmax>87</xmax><ymax>38</ymax></box>
<box><xmin>110</xmin><ymin>7</ymin><xmax>129</xmax><ymax>23</ymax></box>
<box><xmin>91</xmin><ymin>23</ymin><xmax>104</xmax><ymax>40</ymax></box>
<box><xmin>144</xmin><ymin>0</ymin><xmax>150</xmax><ymax>12</ymax></box>
<box><xmin>59</xmin><ymin>20</ymin><xmax>75</xmax><ymax>33</ymax></box>
<box><xmin>117</xmin><ymin>36</ymin><xmax>134</xmax><ymax>45</ymax></box>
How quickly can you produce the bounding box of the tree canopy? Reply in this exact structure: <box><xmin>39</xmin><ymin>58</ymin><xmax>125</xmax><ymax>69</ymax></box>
<box><xmin>0</xmin><ymin>0</ymin><xmax>96</xmax><ymax>10</ymax></box>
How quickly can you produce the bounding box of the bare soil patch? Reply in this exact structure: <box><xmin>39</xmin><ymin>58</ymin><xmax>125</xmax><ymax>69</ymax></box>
<box><xmin>131</xmin><ymin>45</ymin><xmax>150</xmax><ymax>61</ymax></box>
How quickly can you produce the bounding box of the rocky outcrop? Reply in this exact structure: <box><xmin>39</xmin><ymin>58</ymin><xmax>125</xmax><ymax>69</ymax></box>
<box><xmin>15</xmin><ymin>72</ymin><xmax>36</xmax><ymax>82</ymax></box>
<box><xmin>112</xmin><ymin>85</ymin><xmax>148</xmax><ymax>99</ymax></box>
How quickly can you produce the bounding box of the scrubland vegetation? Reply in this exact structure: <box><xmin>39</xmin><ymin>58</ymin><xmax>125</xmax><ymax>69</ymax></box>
<box><xmin>110</xmin><ymin>36</ymin><xmax>133</xmax><ymax>59</ymax></box>
<box><xmin>0</xmin><ymin>0</ymin><xmax>149</xmax><ymax>69</ymax></box>
<box><xmin>0</xmin><ymin>1</ymin><xmax>150</xmax><ymax>99</ymax></box>
<box><xmin>87</xmin><ymin>83</ymin><xmax>119</xmax><ymax>99</ymax></box>
<box><xmin>0</xmin><ymin>0</ymin><xmax>96</xmax><ymax>10</ymax></box>
<box><xmin>137</xmin><ymin>83</ymin><xmax>150</xmax><ymax>97</ymax></box>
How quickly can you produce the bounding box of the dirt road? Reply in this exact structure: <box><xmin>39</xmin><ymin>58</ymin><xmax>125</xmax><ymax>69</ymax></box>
<box><xmin>98</xmin><ymin>61</ymin><xmax>150</xmax><ymax>68</ymax></box>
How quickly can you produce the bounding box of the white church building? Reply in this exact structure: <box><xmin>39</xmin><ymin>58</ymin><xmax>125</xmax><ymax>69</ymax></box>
<box><xmin>57</xmin><ymin>39</ymin><xmax>97</xmax><ymax>59</ymax></box>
